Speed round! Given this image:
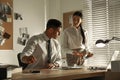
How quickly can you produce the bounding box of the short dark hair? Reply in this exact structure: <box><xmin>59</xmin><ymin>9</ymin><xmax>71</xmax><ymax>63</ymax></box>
<box><xmin>73</xmin><ymin>11</ymin><xmax>83</xmax><ymax>19</ymax></box>
<box><xmin>46</xmin><ymin>19</ymin><xmax>62</xmax><ymax>30</ymax></box>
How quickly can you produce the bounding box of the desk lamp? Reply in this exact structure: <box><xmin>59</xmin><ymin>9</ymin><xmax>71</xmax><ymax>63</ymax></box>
<box><xmin>95</xmin><ymin>37</ymin><xmax>120</xmax><ymax>48</ymax></box>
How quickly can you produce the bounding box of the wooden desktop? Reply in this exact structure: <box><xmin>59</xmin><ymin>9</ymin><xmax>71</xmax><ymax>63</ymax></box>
<box><xmin>105</xmin><ymin>70</ymin><xmax>120</xmax><ymax>80</ymax></box>
<box><xmin>12</xmin><ymin>68</ymin><xmax>106</xmax><ymax>80</ymax></box>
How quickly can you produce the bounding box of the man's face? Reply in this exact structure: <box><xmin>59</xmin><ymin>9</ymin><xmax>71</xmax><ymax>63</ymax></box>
<box><xmin>51</xmin><ymin>27</ymin><xmax>61</xmax><ymax>39</ymax></box>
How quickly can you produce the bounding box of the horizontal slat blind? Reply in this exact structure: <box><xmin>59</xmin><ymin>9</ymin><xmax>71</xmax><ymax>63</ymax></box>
<box><xmin>82</xmin><ymin>0</ymin><xmax>93</xmax><ymax>51</ymax></box>
<box><xmin>84</xmin><ymin>0</ymin><xmax>120</xmax><ymax>67</ymax></box>
<box><xmin>85</xmin><ymin>0</ymin><xmax>110</xmax><ymax>66</ymax></box>
<box><xmin>108</xmin><ymin>0</ymin><xmax>120</xmax><ymax>60</ymax></box>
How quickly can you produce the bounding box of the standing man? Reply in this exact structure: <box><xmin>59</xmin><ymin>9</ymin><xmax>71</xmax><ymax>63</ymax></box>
<box><xmin>20</xmin><ymin>19</ymin><xmax>62</xmax><ymax>69</ymax></box>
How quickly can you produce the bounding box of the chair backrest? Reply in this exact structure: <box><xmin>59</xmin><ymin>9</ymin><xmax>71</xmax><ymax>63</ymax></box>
<box><xmin>17</xmin><ymin>53</ymin><xmax>28</xmax><ymax>69</ymax></box>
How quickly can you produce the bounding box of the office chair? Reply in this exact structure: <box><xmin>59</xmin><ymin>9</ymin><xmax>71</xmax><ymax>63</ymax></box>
<box><xmin>17</xmin><ymin>53</ymin><xmax>28</xmax><ymax>70</ymax></box>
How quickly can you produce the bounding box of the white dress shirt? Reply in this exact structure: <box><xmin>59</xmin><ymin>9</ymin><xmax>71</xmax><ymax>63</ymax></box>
<box><xmin>62</xmin><ymin>26</ymin><xmax>88</xmax><ymax>56</ymax></box>
<box><xmin>21</xmin><ymin>32</ymin><xmax>62</xmax><ymax>69</ymax></box>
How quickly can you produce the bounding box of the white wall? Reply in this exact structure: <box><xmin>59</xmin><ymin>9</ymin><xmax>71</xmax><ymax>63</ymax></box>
<box><xmin>48</xmin><ymin>0</ymin><xmax>84</xmax><ymax>24</ymax></box>
<box><xmin>0</xmin><ymin>0</ymin><xmax>84</xmax><ymax>65</ymax></box>
<box><xmin>61</xmin><ymin>0</ymin><xmax>84</xmax><ymax>13</ymax></box>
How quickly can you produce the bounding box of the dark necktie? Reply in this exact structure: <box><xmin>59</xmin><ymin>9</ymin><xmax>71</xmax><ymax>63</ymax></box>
<box><xmin>47</xmin><ymin>39</ymin><xmax>51</xmax><ymax>63</ymax></box>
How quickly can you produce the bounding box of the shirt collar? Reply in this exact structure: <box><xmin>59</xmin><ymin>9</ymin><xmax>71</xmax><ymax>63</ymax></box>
<box><xmin>43</xmin><ymin>32</ymin><xmax>50</xmax><ymax>41</ymax></box>
<box><xmin>72</xmin><ymin>26</ymin><xmax>80</xmax><ymax>31</ymax></box>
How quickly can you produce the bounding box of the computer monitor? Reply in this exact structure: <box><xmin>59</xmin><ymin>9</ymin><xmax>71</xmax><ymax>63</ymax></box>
<box><xmin>107</xmin><ymin>50</ymin><xmax>119</xmax><ymax>69</ymax></box>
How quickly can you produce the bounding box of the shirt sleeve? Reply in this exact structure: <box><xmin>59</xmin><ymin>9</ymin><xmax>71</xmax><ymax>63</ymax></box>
<box><xmin>20</xmin><ymin>36</ymin><xmax>38</xmax><ymax>60</ymax></box>
<box><xmin>83</xmin><ymin>30</ymin><xmax>93</xmax><ymax>55</ymax></box>
<box><xmin>53</xmin><ymin>39</ymin><xmax>62</xmax><ymax>67</ymax></box>
<box><xmin>61</xmin><ymin>30</ymin><xmax>73</xmax><ymax>57</ymax></box>
<box><xmin>84</xmin><ymin>30</ymin><xmax>90</xmax><ymax>51</ymax></box>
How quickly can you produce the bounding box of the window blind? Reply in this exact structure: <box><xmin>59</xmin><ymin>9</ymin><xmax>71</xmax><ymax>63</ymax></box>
<box><xmin>108</xmin><ymin>0</ymin><xmax>120</xmax><ymax>60</ymax></box>
<box><xmin>83</xmin><ymin>0</ymin><xmax>120</xmax><ymax>67</ymax></box>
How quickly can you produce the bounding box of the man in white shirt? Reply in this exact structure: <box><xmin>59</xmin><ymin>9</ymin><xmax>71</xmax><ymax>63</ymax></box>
<box><xmin>20</xmin><ymin>19</ymin><xmax>62</xmax><ymax>69</ymax></box>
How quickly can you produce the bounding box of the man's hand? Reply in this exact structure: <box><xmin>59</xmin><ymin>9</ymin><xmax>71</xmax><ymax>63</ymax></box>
<box><xmin>45</xmin><ymin>63</ymin><xmax>59</xmax><ymax>69</ymax></box>
<box><xmin>22</xmin><ymin>55</ymin><xmax>36</xmax><ymax>64</ymax></box>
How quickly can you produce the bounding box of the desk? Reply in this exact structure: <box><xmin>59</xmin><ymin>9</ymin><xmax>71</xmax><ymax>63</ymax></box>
<box><xmin>105</xmin><ymin>71</ymin><xmax>120</xmax><ymax>80</ymax></box>
<box><xmin>12</xmin><ymin>68</ymin><xmax>106</xmax><ymax>80</ymax></box>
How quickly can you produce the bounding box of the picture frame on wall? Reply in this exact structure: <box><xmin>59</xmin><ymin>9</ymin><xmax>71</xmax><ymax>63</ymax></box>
<box><xmin>63</xmin><ymin>11</ymin><xmax>74</xmax><ymax>30</ymax></box>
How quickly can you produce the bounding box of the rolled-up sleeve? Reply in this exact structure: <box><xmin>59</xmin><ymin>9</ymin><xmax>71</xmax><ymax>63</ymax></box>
<box><xmin>20</xmin><ymin>36</ymin><xmax>37</xmax><ymax>61</ymax></box>
<box><xmin>62</xmin><ymin>31</ymin><xmax>73</xmax><ymax>56</ymax></box>
<box><xmin>52</xmin><ymin>39</ymin><xmax>62</xmax><ymax>67</ymax></box>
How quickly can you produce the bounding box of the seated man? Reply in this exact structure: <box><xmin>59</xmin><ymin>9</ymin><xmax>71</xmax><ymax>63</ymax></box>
<box><xmin>20</xmin><ymin>19</ymin><xmax>62</xmax><ymax>69</ymax></box>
